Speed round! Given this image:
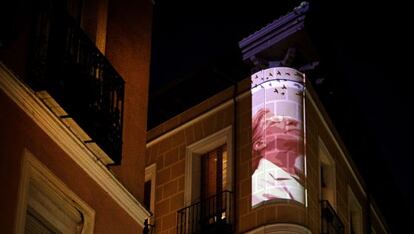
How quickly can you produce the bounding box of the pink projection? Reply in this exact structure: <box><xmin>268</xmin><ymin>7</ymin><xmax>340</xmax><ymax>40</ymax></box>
<box><xmin>251</xmin><ymin>67</ymin><xmax>305</xmax><ymax>206</ymax></box>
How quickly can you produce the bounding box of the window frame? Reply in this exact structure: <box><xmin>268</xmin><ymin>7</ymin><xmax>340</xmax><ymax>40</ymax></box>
<box><xmin>15</xmin><ymin>149</ymin><xmax>95</xmax><ymax>234</ymax></box>
<box><xmin>144</xmin><ymin>163</ymin><xmax>156</xmax><ymax>213</ymax></box>
<box><xmin>184</xmin><ymin>126</ymin><xmax>233</xmax><ymax>205</ymax></box>
<box><xmin>318</xmin><ymin>138</ymin><xmax>337</xmax><ymax>209</ymax></box>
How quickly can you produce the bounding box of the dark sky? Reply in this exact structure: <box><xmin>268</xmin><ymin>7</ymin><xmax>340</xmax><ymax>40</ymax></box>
<box><xmin>149</xmin><ymin>1</ymin><xmax>414</xmax><ymax>232</ymax></box>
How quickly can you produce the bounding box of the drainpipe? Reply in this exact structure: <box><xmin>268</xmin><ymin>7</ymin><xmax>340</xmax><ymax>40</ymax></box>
<box><xmin>213</xmin><ymin>68</ymin><xmax>238</xmax><ymax>233</ymax></box>
<box><xmin>232</xmin><ymin>77</ymin><xmax>238</xmax><ymax>233</ymax></box>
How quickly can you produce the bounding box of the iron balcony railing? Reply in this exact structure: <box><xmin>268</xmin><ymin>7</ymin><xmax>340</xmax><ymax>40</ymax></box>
<box><xmin>177</xmin><ymin>191</ymin><xmax>234</xmax><ymax>234</ymax></box>
<box><xmin>143</xmin><ymin>218</ymin><xmax>155</xmax><ymax>234</ymax></box>
<box><xmin>27</xmin><ymin>3</ymin><xmax>124</xmax><ymax>164</ymax></box>
<box><xmin>321</xmin><ymin>200</ymin><xmax>344</xmax><ymax>234</ymax></box>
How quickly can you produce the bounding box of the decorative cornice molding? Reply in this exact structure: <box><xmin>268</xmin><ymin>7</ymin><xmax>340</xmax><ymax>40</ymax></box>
<box><xmin>146</xmin><ymin>89</ymin><xmax>251</xmax><ymax>147</ymax></box>
<box><xmin>370</xmin><ymin>203</ymin><xmax>388</xmax><ymax>233</ymax></box>
<box><xmin>239</xmin><ymin>2</ymin><xmax>309</xmax><ymax>61</ymax></box>
<box><xmin>0</xmin><ymin>63</ymin><xmax>150</xmax><ymax>227</ymax></box>
<box><xmin>146</xmin><ymin>99</ymin><xmax>234</xmax><ymax>147</ymax></box>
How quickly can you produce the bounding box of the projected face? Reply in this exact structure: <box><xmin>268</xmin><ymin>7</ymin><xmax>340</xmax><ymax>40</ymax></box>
<box><xmin>251</xmin><ymin>67</ymin><xmax>305</xmax><ymax>206</ymax></box>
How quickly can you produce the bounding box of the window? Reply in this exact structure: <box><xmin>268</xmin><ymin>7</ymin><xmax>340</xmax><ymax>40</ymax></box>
<box><xmin>144</xmin><ymin>164</ymin><xmax>156</xmax><ymax>233</ymax></box>
<box><xmin>184</xmin><ymin>126</ymin><xmax>233</xmax><ymax>205</ymax></box>
<box><xmin>199</xmin><ymin>144</ymin><xmax>229</xmax><ymax>226</ymax></box>
<box><xmin>319</xmin><ymin>139</ymin><xmax>336</xmax><ymax>207</ymax></box>
<box><xmin>143</xmin><ymin>180</ymin><xmax>152</xmax><ymax>211</ymax></box>
<box><xmin>179</xmin><ymin>127</ymin><xmax>233</xmax><ymax>233</ymax></box>
<box><xmin>144</xmin><ymin>164</ymin><xmax>156</xmax><ymax>213</ymax></box>
<box><xmin>25</xmin><ymin>207</ymin><xmax>61</xmax><ymax>234</ymax></box>
<box><xmin>200</xmin><ymin>144</ymin><xmax>228</xmax><ymax>200</ymax></box>
<box><xmin>16</xmin><ymin>150</ymin><xmax>95</xmax><ymax>234</ymax></box>
<box><xmin>348</xmin><ymin>188</ymin><xmax>363</xmax><ymax>234</ymax></box>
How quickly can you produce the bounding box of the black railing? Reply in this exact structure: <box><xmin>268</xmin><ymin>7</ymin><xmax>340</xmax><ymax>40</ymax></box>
<box><xmin>177</xmin><ymin>191</ymin><xmax>234</xmax><ymax>234</ymax></box>
<box><xmin>321</xmin><ymin>200</ymin><xmax>344</xmax><ymax>234</ymax></box>
<box><xmin>143</xmin><ymin>218</ymin><xmax>155</xmax><ymax>234</ymax></box>
<box><xmin>27</xmin><ymin>3</ymin><xmax>124</xmax><ymax>164</ymax></box>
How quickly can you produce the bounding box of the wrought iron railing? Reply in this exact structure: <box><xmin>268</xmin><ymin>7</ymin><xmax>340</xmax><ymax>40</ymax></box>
<box><xmin>321</xmin><ymin>200</ymin><xmax>344</xmax><ymax>234</ymax></box>
<box><xmin>177</xmin><ymin>191</ymin><xmax>233</xmax><ymax>234</ymax></box>
<box><xmin>27</xmin><ymin>3</ymin><xmax>124</xmax><ymax>164</ymax></box>
<box><xmin>143</xmin><ymin>218</ymin><xmax>155</xmax><ymax>234</ymax></box>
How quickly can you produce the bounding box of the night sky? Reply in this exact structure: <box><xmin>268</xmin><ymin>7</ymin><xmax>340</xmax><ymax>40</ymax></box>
<box><xmin>149</xmin><ymin>1</ymin><xmax>414</xmax><ymax>232</ymax></box>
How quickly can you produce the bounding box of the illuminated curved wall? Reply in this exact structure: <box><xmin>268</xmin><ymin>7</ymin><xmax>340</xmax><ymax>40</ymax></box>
<box><xmin>251</xmin><ymin>67</ymin><xmax>305</xmax><ymax>206</ymax></box>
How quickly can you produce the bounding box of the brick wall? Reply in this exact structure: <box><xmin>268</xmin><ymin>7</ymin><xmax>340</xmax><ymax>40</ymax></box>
<box><xmin>146</xmin><ymin>85</ymin><xmax>236</xmax><ymax>234</ymax></box>
<box><xmin>305</xmin><ymin>86</ymin><xmax>379</xmax><ymax>234</ymax></box>
<box><xmin>146</xmin><ymin>79</ymin><xmax>388</xmax><ymax>234</ymax></box>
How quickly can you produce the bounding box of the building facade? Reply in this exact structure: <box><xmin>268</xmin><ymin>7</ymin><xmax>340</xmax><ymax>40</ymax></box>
<box><xmin>145</xmin><ymin>3</ymin><xmax>389</xmax><ymax>234</ymax></box>
<box><xmin>145</xmin><ymin>76</ymin><xmax>389</xmax><ymax>234</ymax></box>
<box><xmin>0</xmin><ymin>0</ymin><xmax>153</xmax><ymax>233</ymax></box>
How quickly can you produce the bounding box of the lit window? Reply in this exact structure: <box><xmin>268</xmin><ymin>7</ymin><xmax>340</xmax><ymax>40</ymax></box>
<box><xmin>184</xmin><ymin>126</ymin><xmax>233</xmax><ymax>205</ymax></box>
<box><xmin>200</xmin><ymin>144</ymin><xmax>227</xmax><ymax>199</ymax></box>
<box><xmin>179</xmin><ymin>127</ymin><xmax>234</xmax><ymax>233</ymax></box>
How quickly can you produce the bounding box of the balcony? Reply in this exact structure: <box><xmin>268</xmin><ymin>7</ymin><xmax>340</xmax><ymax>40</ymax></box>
<box><xmin>26</xmin><ymin>5</ymin><xmax>124</xmax><ymax>164</ymax></box>
<box><xmin>143</xmin><ymin>217</ymin><xmax>155</xmax><ymax>234</ymax></box>
<box><xmin>321</xmin><ymin>200</ymin><xmax>344</xmax><ymax>234</ymax></box>
<box><xmin>177</xmin><ymin>191</ymin><xmax>234</xmax><ymax>234</ymax></box>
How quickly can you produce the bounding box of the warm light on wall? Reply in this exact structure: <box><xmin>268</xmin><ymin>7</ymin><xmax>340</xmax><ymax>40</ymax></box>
<box><xmin>251</xmin><ymin>67</ymin><xmax>305</xmax><ymax>206</ymax></box>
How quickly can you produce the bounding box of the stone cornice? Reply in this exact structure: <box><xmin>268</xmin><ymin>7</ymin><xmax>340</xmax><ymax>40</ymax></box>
<box><xmin>239</xmin><ymin>2</ymin><xmax>309</xmax><ymax>61</ymax></box>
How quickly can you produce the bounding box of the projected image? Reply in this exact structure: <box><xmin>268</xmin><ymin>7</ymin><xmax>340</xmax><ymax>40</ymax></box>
<box><xmin>251</xmin><ymin>67</ymin><xmax>305</xmax><ymax>206</ymax></box>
